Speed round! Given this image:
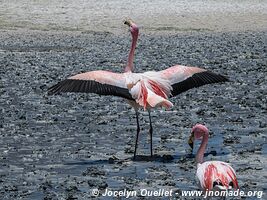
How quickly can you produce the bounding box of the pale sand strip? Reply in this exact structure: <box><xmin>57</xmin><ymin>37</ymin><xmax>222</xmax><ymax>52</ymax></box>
<box><xmin>0</xmin><ymin>0</ymin><xmax>266</xmax><ymax>34</ymax></box>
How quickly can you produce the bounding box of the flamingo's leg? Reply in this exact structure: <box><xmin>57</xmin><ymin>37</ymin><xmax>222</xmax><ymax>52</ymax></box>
<box><xmin>133</xmin><ymin>111</ymin><xmax>140</xmax><ymax>160</ymax></box>
<box><xmin>148</xmin><ymin>111</ymin><xmax>153</xmax><ymax>157</ymax></box>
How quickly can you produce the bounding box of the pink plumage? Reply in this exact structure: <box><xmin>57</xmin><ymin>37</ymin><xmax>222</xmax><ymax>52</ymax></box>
<box><xmin>190</xmin><ymin>124</ymin><xmax>239</xmax><ymax>191</ymax></box>
<box><xmin>197</xmin><ymin>161</ymin><xmax>239</xmax><ymax>190</ymax></box>
<box><xmin>48</xmin><ymin>19</ymin><xmax>228</xmax><ymax>159</ymax></box>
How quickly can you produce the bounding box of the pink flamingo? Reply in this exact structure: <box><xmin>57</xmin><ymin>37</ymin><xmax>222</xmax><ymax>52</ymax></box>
<box><xmin>48</xmin><ymin>19</ymin><xmax>228</xmax><ymax>159</ymax></box>
<box><xmin>188</xmin><ymin>124</ymin><xmax>239</xmax><ymax>191</ymax></box>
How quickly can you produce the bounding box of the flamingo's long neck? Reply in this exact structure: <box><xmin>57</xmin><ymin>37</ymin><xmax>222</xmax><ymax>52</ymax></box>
<box><xmin>196</xmin><ymin>132</ymin><xmax>209</xmax><ymax>164</ymax></box>
<box><xmin>125</xmin><ymin>28</ymin><xmax>138</xmax><ymax>73</ymax></box>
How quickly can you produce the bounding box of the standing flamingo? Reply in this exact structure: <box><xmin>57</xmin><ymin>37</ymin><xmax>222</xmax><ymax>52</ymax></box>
<box><xmin>48</xmin><ymin>19</ymin><xmax>228</xmax><ymax>159</ymax></box>
<box><xmin>188</xmin><ymin>124</ymin><xmax>239</xmax><ymax>191</ymax></box>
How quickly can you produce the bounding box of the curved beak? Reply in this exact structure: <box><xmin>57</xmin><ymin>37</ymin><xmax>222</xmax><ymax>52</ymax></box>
<box><xmin>124</xmin><ymin>19</ymin><xmax>134</xmax><ymax>27</ymax></box>
<box><xmin>188</xmin><ymin>132</ymin><xmax>194</xmax><ymax>149</ymax></box>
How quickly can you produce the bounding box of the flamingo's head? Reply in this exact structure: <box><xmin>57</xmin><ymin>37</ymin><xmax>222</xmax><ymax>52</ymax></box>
<box><xmin>188</xmin><ymin>124</ymin><xmax>209</xmax><ymax>149</ymax></box>
<box><xmin>124</xmin><ymin>19</ymin><xmax>139</xmax><ymax>36</ymax></box>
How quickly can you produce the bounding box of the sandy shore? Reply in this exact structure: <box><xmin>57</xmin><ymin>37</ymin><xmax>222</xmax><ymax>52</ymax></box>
<box><xmin>0</xmin><ymin>1</ymin><xmax>267</xmax><ymax>200</ymax></box>
<box><xmin>0</xmin><ymin>0</ymin><xmax>267</xmax><ymax>34</ymax></box>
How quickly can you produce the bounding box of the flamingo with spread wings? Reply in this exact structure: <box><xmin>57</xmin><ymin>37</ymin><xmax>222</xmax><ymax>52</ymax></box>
<box><xmin>48</xmin><ymin>19</ymin><xmax>228</xmax><ymax>159</ymax></box>
<box><xmin>188</xmin><ymin>124</ymin><xmax>239</xmax><ymax>191</ymax></box>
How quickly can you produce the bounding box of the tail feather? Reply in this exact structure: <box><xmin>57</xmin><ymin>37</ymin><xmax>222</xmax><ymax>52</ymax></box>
<box><xmin>129</xmin><ymin>79</ymin><xmax>173</xmax><ymax>110</ymax></box>
<box><xmin>146</xmin><ymin>89</ymin><xmax>173</xmax><ymax>109</ymax></box>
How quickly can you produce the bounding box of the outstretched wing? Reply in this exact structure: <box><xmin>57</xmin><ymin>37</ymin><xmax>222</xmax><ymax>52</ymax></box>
<box><xmin>160</xmin><ymin>65</ymin><xmax>228</xmax><ymax>97</ymax></box>
<box><xmin>48</xmin><ymin>70</ymin><xmax>134</xmax><ymax>100</ymax></box>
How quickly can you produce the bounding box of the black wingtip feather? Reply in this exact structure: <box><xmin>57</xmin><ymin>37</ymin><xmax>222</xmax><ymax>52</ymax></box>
<box><xmin>171</xmin><ymin>71</ymin><xmax>229</xmax><ymax>97</ymax></box>
<box><xmin>47</xmin><ymin>79</ymin><xmax>134</xmax><ymax>100</ymax></box>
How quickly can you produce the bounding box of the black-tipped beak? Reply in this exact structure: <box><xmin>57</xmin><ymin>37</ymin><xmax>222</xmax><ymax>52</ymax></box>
<box><xmin>188</xmin><ymin>132</ymin><xmax>194</xmax><ymax>149</ymax></box>
<box><xmin>124</xmin><ymin>19</ymin><xmax>133</xmax><ymax>27</ymax></box>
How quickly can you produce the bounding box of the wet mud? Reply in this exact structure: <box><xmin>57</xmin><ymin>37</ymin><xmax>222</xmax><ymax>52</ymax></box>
<box><xmin>0</xmin><ymin>30</ymin><xmax>266</xmax><ymax>199</ymax></box>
